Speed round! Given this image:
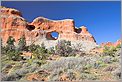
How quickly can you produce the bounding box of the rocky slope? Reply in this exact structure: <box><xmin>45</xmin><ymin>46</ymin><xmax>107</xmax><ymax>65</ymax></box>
<box><xmin>1</xmin><ymin>44</ymin><xmax>121</xmax><ymax>81</ymax></box>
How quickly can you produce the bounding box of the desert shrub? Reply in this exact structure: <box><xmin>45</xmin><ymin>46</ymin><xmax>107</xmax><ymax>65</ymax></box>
<box><xmin>22</xmin><ymin>62</ymin><xmax>31</xmax><ymax>68</ymax></box>
<box><xmin>28</xmin><ymin>44</ymin><xmax>40</xmax><ymax>52</ymax></box>
<box><xmin>1</xmin><ymin>38</ymin><xmax>3</xmax><ymax>47</ymax></box>
<box><xmin>103</xmin><ymin>65</ymin><xmax>117</xmax><ymax>72</ymax></box>
<box><xmin>41</xmin><ymin>57</ymin><xmax>86</xmax><ymax>71</ymax></box>
<box><xmin>103</xmin><ymin>46</ymin><xmax>117</xmax><ymax>57</ymax></box>
<box><xmin>8</xmin><ymin>63</ymin><xmax>23</xmax><ymax>75</ymax></box>
<box><xmin>6</xmin><ymin>36</ymin><xmax>15</xmax><ymax>45</ymax></box>
<box><xmin>114</xmin><ymin>48</ymin><xmax>121</xmax><ymax>57</ymax></box>
<box><xmin>1</xmin><ymin>46</ymin><xmax>9</xmax><ymax>55</ymax></box>
<box><xmin>38</xmin><ymin>56</ymin><xmax>111</xmax><ymax>81</ymax></box>
<box><xmin>1</xmin><ymin>36</ymin><xmax>16</xmax><ymax>55</ymax></box>
<box><xmin>1</xmin><ymin>73</ymin><xmax>20</xmax><ymax>81</ymax></box>
<box><xmin>6</xmin><ymin>49</ymin><xmax>22</xmax><ymax>61</ymax></box>
<box><xmin>94</xmin><ymin>60</ymin><xmax>107</xmax><ymax>69</ymax></box>
<box><xmin>102</xmin><ymin>46</ymin><xmax>121</xmax><ymax>64</ymax></box>
<box><xmin>55</xmin><ymin>40</ymin><xmax>76</xmax><ymax>57</ymax></box>
<box><xmin>32</xmin><ymin>47</ymin><xmax>48</xmax><ymax>60</ymax></box>
<box><xmin>24</xmin><ymin>61</ymin><xmax>39</xmax><ymax>72</ymax></box>
<box><xmin>26</xmin><ymin>59</ymin><xmax>33</xmax><ymax>65</ymax></box>
<box><xmin>47</xmin><ymin>47</ymin><xmax>55</xmax><ymax>54</ymax></box>
<box><xmin>84</xmin><ymin>64</ymin><xmax>92</xmax><ymax>70</ymax></box>
<box><xmin>2</xmin><ymin>36</ymin><xmax>22</xmax><ymax>61</ymax></box>
<box><xmin>2</xmin><ymin>63</ymin><xmax>13</xmax><ymax>72</ymax></box>
<box><xmin>72</xmin><ymin>43</ymin><xmax>83</xmax><ymax>51</ymax></box>
<box><xmin>111</xmin><ymin>57</ymin><xmax>118</xmax><ymax>62</ymax></box>
<box><xmin>1</xmin><ymin>59</ymin><xmax>16</xmax><ymax>72</ymax></box>
<box><xmin>116</xmin><ymin>44</ymin><xmax>121</xmax><ymax>48</ymax></box>
<box><xmin>15</xmin><ymin>68</ymin><xmax>29</xmax><ymax>76</ymax></box>
<box><xmin>49</xmin><ymin>74</ymin><xmax>59</xmax><ymax>81</ymax></box>
<box><xmin>29</xmin><ymin>64</ymin><xmax>38</xmax><ymax>73</ymax></box>
<box><xmin>14</xmin><ymin>63</ymin><xmax>38</xmax><ymax>78</ymax></box>
<box><xmin>19</xmin><ymin>77</ymin><xmax>27</xmax><ymax>81</ymax></box>
<box><xmin>66</xmin><ymin>69</ymin><xmax>76</xmax><ymax>81</ymax></box>
<box><xmin>32</xmin><ymin>59</ymin><xmax>46</xmax><ymax>66</ymax></box>
<box><xmin>40</xmin><ymin>56</ymin><xmax>99</xmax><ymax>74</ymax></box>
<box><xmin>102</xmin><ymin>56</ymin><xmax>112</xmax><ymax>64</ymax></box>
<box><xmin>6</xmin><ymin>36</ymin><xmax>16</xmax><ymax>50</ymax></box>
<box><xmin>48</xmin><ymin>68</ymin><xmax>64</xmax><ymax>81</ymax></box>
<box><xmin>79</xmin><ymin>73</ymin><xmax>98</xmax><ymax>80</ymax></box>
<box><xmin>52</xmin><ymin>68</ymin><xmax>64</xmax><ymax>76</ymax></box>
<box><xmin>22</xmin><ymin>59</ymin><xmax>45</xmax><ymax>73</ymax></box>
<box><xmin>17</xmin><ymin>35</ymin><xmax>26</xmax><ymax>51</ymax></box>
<box><xmin>28</xmin><ymin>43</ymin><xmax>48</xmax><ymax>60</ymax></box>
<box><xmin>112</xmin><ymin>67</ymin><xmax>121</xmax><ymax>79</ymax></box>
<box><xmin>40</xmin><ymin>57</ymin><xmax>90</xmax><ymax>81</ymax></box>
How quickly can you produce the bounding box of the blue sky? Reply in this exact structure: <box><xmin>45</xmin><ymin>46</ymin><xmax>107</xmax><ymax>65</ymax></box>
<box><xmin>1</xmin><ymin>1</ymin><xmax>121</xmax><ymax>44</ymax></box>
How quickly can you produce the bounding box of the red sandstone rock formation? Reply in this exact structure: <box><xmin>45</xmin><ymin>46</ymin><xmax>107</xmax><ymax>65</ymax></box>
<box><xmin>0</xmin><ymin>6</ymin><xmax>96</xmax><ymax>45</ymax></box>
<box><xmin>31</xmin><ymin>17</ymin><xmax>96</xmax><ymax>41</ymax></box>
<box><xmin>1</xmin><ymin>6</ymin><xmax>22</xmax><ymax>16</ymax></box>
<box><xmin>100</xmin><ymin>42</ymin><xmax>114</xmax><ymax>47</ymax></box>
<box><xmin>100</xmin><ymin>40</ymin><xmax>121</xmax><ymax>47</ymax></box>
<box><xmin>1</xmin><ymin>7</ymin><xmax>27</xmax><ymax>44</ymax></box>
<box><xmin>0</xmin><ymin>7</ymin><xmax>39</xmax><ymax>44</ymax></box>
<box><xmin>114</xmin><ymin>40</ymin><xmax>121</xmax><ymax>47</ymax></box>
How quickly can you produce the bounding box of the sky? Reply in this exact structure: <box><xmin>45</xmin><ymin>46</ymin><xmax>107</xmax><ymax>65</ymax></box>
<box><xmin>1</xmin><ymin>1</ymin><xmax>121</xmax><ymax>44</ymax></box>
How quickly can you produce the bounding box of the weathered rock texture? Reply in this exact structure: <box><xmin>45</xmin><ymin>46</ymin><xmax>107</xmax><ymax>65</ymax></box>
<box><xmin>0</xmin><ymin>6</ymin><xmax>96</xmax><ymax>46</ymax></box>
<box><xmin>1</xmin><ymin>6</ymin><xmax>28</xmax><ymax>44</ymax></box>
<box><xmin>31</xmin><ymin>17</ymin><xmax>96</xmax><ymax>42</ymax></box>
<box><xmin>100</xmin><ymin>40</ymin><xmax>121</xmax><ymax>47</ymax></box>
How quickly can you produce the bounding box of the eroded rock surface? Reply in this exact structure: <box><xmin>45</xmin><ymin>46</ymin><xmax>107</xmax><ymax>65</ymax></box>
<box><xmin>100</xmin><ymin>40</ymin><xmax>121</xmax><ymax>47</ymax></box>
<box><xmin>1</xmin><ymin>6</ymin><xmax>96</xmax><ymax>49</ymax></box>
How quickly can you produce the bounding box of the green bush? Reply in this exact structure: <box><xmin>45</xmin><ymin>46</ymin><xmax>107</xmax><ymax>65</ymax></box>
<box><xmin>67</xmin><ymin>69</ymin><xmax>76</xmax><ymax>81</ymax></box>
<box><xmin>55</xmin><ymin>40</ymin><xmax>75</xmax><ymax>57</ymax></box>
<box><xmin>18</xmin><ymin>35</ymin><xmax>26</xmax><ymax>51</ymax></box>
<box><xmin>84</xmin><ymin>64</ymin><xmax>92</xmax><ymax>70</ymax></box>
<box><xmin>28</xmin><ymin>43</ymin><xmax>48</xmax><ymax>60</ymax></box>
<box><xmin>94</xmin><ymin>60</ymin><xmax>107</xmax><ymax>69</ymax></box>
<box><xmin>28</xmin><ymin>44</ymin><xmax>40</xmax><ymax>52</ymax></box>
<box><xmin>6</xmin><ymin>50</ymin><xmax>22</xmax><ymax>61</ymax></box>
<box><xmin>103</xmin><ymin>46</ymin><xmax>117</xmax><ymax>57</ymax></box>
<box><xmin>6</xmin><ymin>36</ymin><xmax>16</xmax><ymax>50</ymax></box>
<box><xmin>6</xmin><ymin>36</ymin><xmax>15</xmax><ymax>45</ymax></box>
<box><xmin>33</xmin><ymin>47</ymin><xmax>47</xmax><ymax>59</ymax></box>
<box><xmin>1</xmin><ymin>46</ymin><xmax>9</xmax><ymax>54</ymax></box>
<box><xmin>79</xmin><ymin>73</ymin><xmax>98</xmax><ymax>80</ymax></box>
<box><xmin>2</xmin><ymin>36</ymin><xmax>22</xmax><ymax>61</ymax></box>
<box><xmin>32</xmin><ymin>59</ymin><xmax>46</xmax><ymax>66</ymax></box>
<box><xmin>2</xmin><ymin>73</ymin><xmax>19</xmax><ymax>81</ymax></box>
<box><xmin>47</xmin><ymin>47</ymin><xmax>55</xmax><ymax>54</ymax></box>
<box><xmin>116</xmin><ymin>44</ymin><xmax>121</xmax><ymax>48</ymax></box>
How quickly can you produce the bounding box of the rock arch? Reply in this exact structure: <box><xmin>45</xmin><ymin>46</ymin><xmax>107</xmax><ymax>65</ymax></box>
<box><xmin>46</xmin><ymin>31</ymin><xmax>59</xmax><ymax>40</ymax></box>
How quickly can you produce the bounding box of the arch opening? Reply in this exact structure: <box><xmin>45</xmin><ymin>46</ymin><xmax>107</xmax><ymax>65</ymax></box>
<box><xmin>46</xmin><ymin>31</ymin><xmax>59</xmax><ymax>40</ymax></box>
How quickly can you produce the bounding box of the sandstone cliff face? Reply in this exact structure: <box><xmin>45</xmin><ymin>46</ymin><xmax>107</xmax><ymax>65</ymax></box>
<box><xmin>1</xmin><ymin>6</ymin><xmax>96</xmax><ymax>46</ymax></box>
<box><xmin>1</xmin><ymin>7</ymin><xmax>27</xmax><ymax>44</ymax></box>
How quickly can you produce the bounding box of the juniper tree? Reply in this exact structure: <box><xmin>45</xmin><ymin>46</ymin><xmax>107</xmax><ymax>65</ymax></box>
<box><xmin>5</xmin><ymin>36</ymin><xmax>21</xmax><ymax>60</ymax></box>
<box><xmin>6</xmin><ymin>36</ymin><xmax>15</xmax><ymax>50</ymax></box>
<box><xmin>18</xmin><ymin>35</ymin><xmax>26</xmax><ymax>51</ymax></box>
